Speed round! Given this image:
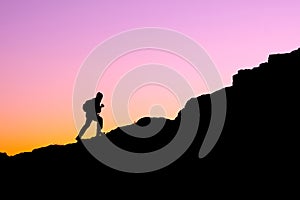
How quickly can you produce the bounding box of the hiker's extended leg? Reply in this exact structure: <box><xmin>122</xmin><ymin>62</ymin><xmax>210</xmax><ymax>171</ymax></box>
<box><xmin>77</xmin><ymin>118</ymin><xmax>92</xmax><ymax>139</ymax></box>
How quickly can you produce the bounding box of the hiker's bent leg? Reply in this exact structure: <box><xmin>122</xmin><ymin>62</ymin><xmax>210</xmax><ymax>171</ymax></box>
<box><xmin>96</xmin><ymin>115</ymin><xmax>103</xmax><ymax>134</ymax></box>
<box><xmin>78</xmin><ymin>118</ymin><xmax>92</xmax><ymax>138</ymax></box>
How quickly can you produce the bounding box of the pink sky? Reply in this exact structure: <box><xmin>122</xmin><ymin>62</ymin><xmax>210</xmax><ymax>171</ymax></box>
<box><xmin>1</xmin><ymin>0</ymin><xmax>300</xmax><ymax>155</ymax></box>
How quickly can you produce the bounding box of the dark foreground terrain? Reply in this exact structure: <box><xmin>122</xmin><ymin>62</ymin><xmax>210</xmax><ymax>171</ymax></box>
<box><xmin>1</xmin><ymin>49</ymin><xmax>299</xmax><ymax>194</ymax></box>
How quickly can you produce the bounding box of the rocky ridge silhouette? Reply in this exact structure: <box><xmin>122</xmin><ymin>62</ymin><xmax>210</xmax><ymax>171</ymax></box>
<box><xmin>1</xmin><ymin>48</ymin><xmax>299</xmax><ymax>191</ymax></box>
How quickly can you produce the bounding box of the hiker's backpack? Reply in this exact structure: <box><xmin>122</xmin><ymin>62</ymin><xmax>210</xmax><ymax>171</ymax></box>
<box><xmin>82</xmin><ymin>99</ymin><xmax>95</xmax><ymax>112</ymax></box>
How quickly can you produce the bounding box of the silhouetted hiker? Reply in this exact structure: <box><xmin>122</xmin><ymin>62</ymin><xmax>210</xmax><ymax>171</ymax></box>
<box><xmin>76</xmin><ymin>92</ymin><xmax>105</xmax><ymax>141</ymax></box>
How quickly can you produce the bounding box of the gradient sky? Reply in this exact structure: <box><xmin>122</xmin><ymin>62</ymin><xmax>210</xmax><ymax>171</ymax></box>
<box><xmin>1</xmin><ymin>0</ymin><xmax>300</xmax><ymax>156</ymax></box>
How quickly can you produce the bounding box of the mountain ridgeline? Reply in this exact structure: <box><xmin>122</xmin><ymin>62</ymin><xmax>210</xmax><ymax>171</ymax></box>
<box><xmin>1</xmin><ymin>48</ymin><xmax>299</xmax><ymax>183</ymax></box>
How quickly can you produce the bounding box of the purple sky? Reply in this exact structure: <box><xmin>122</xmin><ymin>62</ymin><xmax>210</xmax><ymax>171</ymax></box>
<box><xmin>1</xmin><ymin>0</ymin><xmax>300</xmax><ymax>155</ymax></box>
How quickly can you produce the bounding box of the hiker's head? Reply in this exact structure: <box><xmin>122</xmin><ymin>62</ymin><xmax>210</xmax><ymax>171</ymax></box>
<box><xmin>96</xmin><ymin>92</ymin><xmax>103</xmax><ymax>100</ymax></box>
